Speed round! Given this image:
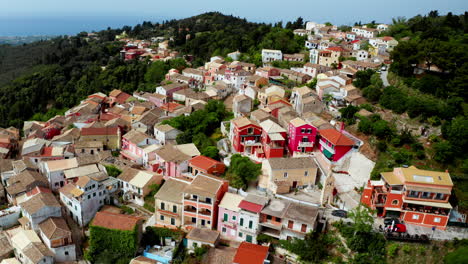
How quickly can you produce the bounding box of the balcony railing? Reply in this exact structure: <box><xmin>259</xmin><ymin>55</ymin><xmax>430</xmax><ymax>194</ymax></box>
<box><xmin>319</xmin><ymin>140</ymin><xmax>335</xmax><ymax>154</ymax></box>
<box><xmin>298</xmin><ymin>141</ymin><xmax>313</xmax><ymax>147</ymax></box>
<box><xmin>199</xmin><ymin>210</ymin><xmax>211</xmax><ymax>216</ymax></box>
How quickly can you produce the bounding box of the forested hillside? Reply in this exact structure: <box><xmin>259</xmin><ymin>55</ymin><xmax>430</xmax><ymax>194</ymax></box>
<box><xmin>0</xmin><ymin>12</ymin><xmax>306</xmax><ymax>128</ymax></box>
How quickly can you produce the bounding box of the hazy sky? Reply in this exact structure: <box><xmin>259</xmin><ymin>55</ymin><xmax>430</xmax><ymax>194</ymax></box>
<box><xmin>1</xmin><ymin>0</ymin><xmax>467</xmax><ymax>35</ymax></box>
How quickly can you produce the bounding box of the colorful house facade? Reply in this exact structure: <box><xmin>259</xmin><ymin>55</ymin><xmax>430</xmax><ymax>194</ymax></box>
<box><xmin>318</xmin><ymin>129</ymin><xmax>354</xmax><ymax>162</ymax></box>
<box><xmin>287</xmin><ymin>117</ymin><xmax>317</xmax><ymax>156</ymax></box>
<box><xmin>217</xmin><ymin>192</ymin><xmax>244</xmax><ymax>240</ymax></box>
<box><xmin>361</xmin><ymin>166</ymin><xmax>453</xmax><ymax>230</ymax></box>
<box><xmin>230</xmin><ymin>117</ymin><xmax>263</xmax><ymax>157</ymax></box>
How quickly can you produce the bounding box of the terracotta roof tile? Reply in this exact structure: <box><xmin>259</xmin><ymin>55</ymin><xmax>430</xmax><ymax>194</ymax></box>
<box><xmin>233</xmin><ymin>242</ymin><xmax>269</xmax><ymax>264</ymax></box>
<box><xmin>91</xmin><ymin>211</ymin><xmax>142</xmax><ymax>231</ymax></box>
<box><xmin>319</xmin><ymin>129</ymin><xmax>354</xmax><ymax>146</ymax></box>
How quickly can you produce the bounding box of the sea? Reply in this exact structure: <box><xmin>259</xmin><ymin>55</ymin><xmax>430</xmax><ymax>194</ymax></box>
<box><xmin>0</xmin><ymin>16</ymin><xmax>167</xmax><ymax>37</ymax></box>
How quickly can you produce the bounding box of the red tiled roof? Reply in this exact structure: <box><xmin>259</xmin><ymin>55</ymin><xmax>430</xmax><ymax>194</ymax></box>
<box><xmin>327</xmin><ymin>46</ymin><xmax>346</xmax><ymax>52</ymax></box>
<box><xmin>161</xmin><ymin>102</ymin><xmax>184</xmax><ymax>112</ymax></box>
<box><xmin>40</xmin><ymin>147</ymin><xmax>54</xmax><ymax>157</ymax></box>
<box><xmin>233</xmin><ymin>242</ymin><xmax>269</xmax><ymax>264</ymax></box>
<box><xmin>238</xmin><ymin>200</ymin><xmax>263</xmax><ymax>213</ymax></box>
<box><xmin>189</xmin><ymin>155</ymin><xmax>223</xmax><ymax>171</ymax></box>
<box><xmin>27</xmin><ymin>186</ymin><xmax>52</xmax><ymax>197</ymax></box>
<box><xmin>350</xmin><ymin>40</ymin><xmax>360</xmax><ymax>43</ymax></box>
<box><xmin>92</xmin><ymin>211</ymin><xmax>142</xmax><ymax>231</ymax></box>
<box><xmin>382</xmin><ymin>36</ymin><xmax>394</xmax><ymax>41</ymax></box>
<box><xmin>81</xmin><ymin>127</ymin><xmax>119</xmax><ymax>136</ymax></box>
<box><xmin>319</xmin><ymin>129</ymin><xmax>354</xmax><ymax>146</ymax></box>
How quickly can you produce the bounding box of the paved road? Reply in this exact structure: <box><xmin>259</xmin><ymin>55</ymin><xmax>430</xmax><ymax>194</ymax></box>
<box><xmin>380</xmin><ymin>70</ymin><xmax>390</xmax><ymax>87</ymax></box>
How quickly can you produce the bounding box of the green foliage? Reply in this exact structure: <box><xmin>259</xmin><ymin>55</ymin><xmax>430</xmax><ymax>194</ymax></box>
<box><xmin>353</xmin><ymin>69</ymin><xmax>375</xmax><ymax>88</ymax></box>
<box><xmin>104</xmin><ymin>165</ymin><xmax>122</xmax><ymax>177</ymax></box>
<box><xmin>279</xmin><ymin>232</ymin><xmax>331</xmax><ymax>263</ymax></box>
<box><xmin>348</xmin><ymin>204</ymin><xmax>374</xmax><ymax>234</ymax></box>
<box><xmin>339</xmin><ymin>105</ymin><xmax>359</xmax><ymax>125</ymax></box>
<box><xmin>271</xmin><ymin>60</ymin><xmax>305</xmax><ymax>69</ymax></box>
<box><xmin>30</xmin><ymin>107</ymin><xmax>68</xmax><ymax>122</ymax></box>
<box><xmin>201</xmin><ymin>146</ymin><xmax>220</xmax><ymax>160</ymax></box>
<box><xmin>227</xmin><ymin>154</ymin><xmax>262</xmax><ymax>189</ymax></box>
<box><xmin>387</xmin><ymin>243</ymin><xmax>399</xmax><ymax>257</ymax></box>
<box><xmin>257</xmin><ymin>233</ymin><xmax>278</xmax><ymax>244</ymax></box>
<box><xmin>142</xmin><ymin>226</ymin><xmax>184</xmax><ymax>247</ymax></box>
<box><xmin>85</xmin><ymin>225</ymin><xmax>138</xmax><ymax>264</ymax></box>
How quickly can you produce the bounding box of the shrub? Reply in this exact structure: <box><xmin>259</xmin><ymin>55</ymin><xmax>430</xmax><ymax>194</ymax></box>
<box><xmin>387</xmin><ymin>243</ymin><xmax>399</xmax><ymax>257</ymax></box>
<box><xmin>402</xmin><ymin>244</ymin><xmax>411</xmax><ymax>254</ymax></box>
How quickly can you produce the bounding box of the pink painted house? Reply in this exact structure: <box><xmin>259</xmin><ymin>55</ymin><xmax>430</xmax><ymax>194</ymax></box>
<box><xmin>217</xmin><ymin>192</ymin><xmax>244</xmax><ymax>240</ymax></box>
<box><xmin>153</xmin><ymin>145</ymin><xmax>191</xmax><ymax>178</ymax></box>
<box><xmin>288</xmin><ymin>117</ymin><xmax>317</xmax><ymax>155</ymax></box>
<box><xmin>121</xmin><ymin>130</ymin><xmax>158</xmax><ymax>165</ymax></box>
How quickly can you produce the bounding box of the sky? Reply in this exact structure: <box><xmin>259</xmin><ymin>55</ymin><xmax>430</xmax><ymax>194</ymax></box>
<box><xmin>1</xmin><ymin>0</ymin><xmax>467</xmax><ymax>36</ymax></box>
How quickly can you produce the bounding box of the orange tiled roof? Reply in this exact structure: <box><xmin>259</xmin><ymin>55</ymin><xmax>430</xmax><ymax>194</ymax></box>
<box><xmin>319</xmin><ymin>129</ymin><xmax>354</xmax><ymax>146</ymax></box>
<box><xmin>233</xmin><ymin>242</ymin><xmax>269</xmax><ymax>264</ymax></box>
<box><xmin>189</xmin><ymin>155</ymin><xmax>223</xmax><ymax>171</ymax></box>
<box><xmin>91</xmin><ymin>211</ymin><xmax>141</xmax><ymax>231</ymax></box>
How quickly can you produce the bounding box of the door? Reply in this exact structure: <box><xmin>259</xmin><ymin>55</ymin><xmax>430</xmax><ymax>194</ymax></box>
<box><xmin>246</xmin><ymin>235</ymin><xmax>253</xmax><ymax>243</ymax></box>
<box><xmin>288</xmin><ymin>220</ymin><xmax>294</xmax><ymax>229</ymax></box>
<box><xmin>292</xmin><ymin>181</ymin><xmax>297</xmax><ymax>188</ymax></box>
<box><xmin>201</xmin><ymin>219</ymin><xmax>206</xmax><ymax>226</ymax></box>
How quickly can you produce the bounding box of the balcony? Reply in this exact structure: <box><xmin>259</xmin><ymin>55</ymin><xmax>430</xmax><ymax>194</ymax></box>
<box><xmin>241</xmin><ymin>140</ymin><xmax>262</xmax><ymax>147</ymax></box>
<box><xmin>298</xmin><ymin>141</ymin><xmax>314</xmax><ymax>147</ymax></box>
<box><xmin>403</xmin><ymin>204</ymin><xmax>449</xmax><ymax>216</ymax></box>
<box><xmin>261</xmin><ymin>227</ymin><xmax>281</xmax><ymax>238</ymax></box>
<box><xmin>319</xmin><ymin>140</ymin><xmax>335</xmax><ymax>154</ymax></box>
<box><xmin>198</xmin><ymin>209</ymin><xmax>212</xmax><ymax>216</ymax></box>
<box><xmin>260</xmin><ymin>220</ymin><xmax>282</xmax><ymax>230</ymax></box>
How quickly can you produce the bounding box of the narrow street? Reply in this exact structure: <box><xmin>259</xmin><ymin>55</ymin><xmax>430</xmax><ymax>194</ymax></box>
<box><xmin>380</xmin><ymin>70</ymin><xmax>390</xmax><ymax>87</ymax></box>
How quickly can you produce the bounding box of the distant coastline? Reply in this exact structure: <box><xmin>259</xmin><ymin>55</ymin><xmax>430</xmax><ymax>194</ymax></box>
<box><xmin>0</xmin><ymin>16</ymin><xmax>165</xmax><ymax>37</ymax></box>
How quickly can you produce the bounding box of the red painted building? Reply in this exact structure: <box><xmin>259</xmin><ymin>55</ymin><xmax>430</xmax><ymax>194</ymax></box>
<box><xmin>188</xmin><ymin>155</ymin><xmax>226</xmax><ymax>176</ymax></box>
<box><xmin>287</xmin><ymin>117</ymin><xmax>317</xmax><ymax>155</ymax></box>
<box><xmin>361</xmin><ymin>166</ymin><xmax>453</xmax><ymax>230</ymax></box>
<box><xmin>259</xmin><ymin>119</ymin><xmax>287</xmax><ymax>159</ymax></box>
<box><xmin>230</xmin><ymin>117</ymin><xmax>263</xmax><ymax>157</ymax></box>
<box><xmin>318</xmin><ymin>129</ymin><xmax>354</xmax><ymax>162</ymax></box>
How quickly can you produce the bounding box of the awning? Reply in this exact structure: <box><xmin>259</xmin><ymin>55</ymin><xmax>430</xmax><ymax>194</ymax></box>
<box><xmin>403</xmin><ymin>199</ymin><xmax>452</xmax><ymax>209</ymax></box>
<box><xmin>323</xmin><ymin>148</ymin><xmax>333</xmax><ymax>158</ymax></box>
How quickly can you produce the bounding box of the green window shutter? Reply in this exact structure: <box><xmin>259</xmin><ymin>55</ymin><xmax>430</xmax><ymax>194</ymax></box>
<box><xmin>224</xmin><ymin>213</ymin><xmax>228</xmax><ymax>221</ymax></box>
<box><xmin>323</xmin><ymin>148</ymin><xmax>333</xmax><ymax>158</ymax></box>
<box><xmin>249</xmin><ymin>220</ymin><xmax>253</xmax><ymax>229</ymax></box>
<box><xmin>240</xmin><ymin>218</ymin><xmax>244</xmax><ymax>226</ymax></box>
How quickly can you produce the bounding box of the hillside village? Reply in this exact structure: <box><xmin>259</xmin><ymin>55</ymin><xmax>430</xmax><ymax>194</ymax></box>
<box><xmin>0</xmin><ymin>15</ymin><xmax>466</xmax><ymax>264</ymax></box>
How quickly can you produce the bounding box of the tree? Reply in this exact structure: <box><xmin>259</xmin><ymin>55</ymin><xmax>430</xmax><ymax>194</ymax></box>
<box><xmin>433</xmin><ymin>141</ymin><xmax>454</xmax><ymax>164</ymax></box>
<box><xmin>348</xmin><ymin>204</ymin><xmax>374</xmax><ymax>234</ymax></box>
<box><xmin>353</xmin><ymin>69</ymin><xmax>375</xmax><ymax>88</ymax></box>
<box><xmin>201</xmin><ymin>146</ymin><xmax>220</xmax><ymax>160</ymax></box>
<box><xmin>228</xmin><ymin>154</ymin><xmax>262</xmax><ymax>189</ymax></box>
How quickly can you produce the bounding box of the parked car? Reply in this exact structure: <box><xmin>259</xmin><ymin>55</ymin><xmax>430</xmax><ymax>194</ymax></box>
<box><xmin>384</xmin><ymin>217</ymin><xmax>400</xmax><ymax>226</ymax></box>
<box><xmin>331</xmin><ymin>210</ymin><xmax>348</xmax><ymax>218</ymax></box>
<box><xmin>381</xmin><ymin>66</ymin><xmax>387</xmax><ymax>71</ymax></box>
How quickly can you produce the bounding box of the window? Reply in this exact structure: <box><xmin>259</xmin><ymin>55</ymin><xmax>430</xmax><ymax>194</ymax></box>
<box><xmin>301</xmin><ymin>128</ymin><xmax>306</xmax><ymax>133</ymax></box>
<box><xmin>283</xmin><ymin>172</ymin><xmax>288</xmax><ymax>178</ymax></box>
<box><xmin>93</xmin><ymin>193</ymin><xmax>96</xmax><ymax>197</ymax></box>
<box><xmin>171</xmin><ymin>218</ymin><xmax>175</xmax><ymax>225</ymax></box>
<box><xmin>192</xmin><ymin>217</ymin><xmax>196</xmax><ymax>223</ymax></box>
<box><xmin>307</xmin><ymin>128</ymin><xmax>312</xmax><ymax>134</ymax></box>
<box><xmin>232</xmin><ymin>215</ymin><xmax>236</xmax><ymax>221</ymax></box>
<box><xmin>435</xmin><ymin>193</ymin><xmax>444</xmax><ymax>200</ymax></box>
<box><xmin>247</xmin><ymin>128</ymin><xmax>253</xmax><ymax>134</ymax></box>
<box><xmin>248</xmin><ymin>220</ymin><xmax>253</xmax><ymax>229</ymax></box>
<box><xmin>246</xmin><ymin>235</ymin><xmax>253</xmax><ymax>243</ymax></box>
<box><xmin>65</xmin><ymin>251</ymin><xmax>69</xmax><ymax>256</ymax></box>
<box><xmin>412</xmin><ymin>214</ymin><xmax>420</xmax><ymax>220</ymax></box>
<box><xmin>222</xmin><ymin>227</ymin><xmax>226</xmax><ymax>233</ymax></box>
<box><xmin>160</xmin><ymin>215</ymin><xmax>164</xmax><ymax>221</ymax></box>
<box><xmin>193</xmin><ymin>242</ymin><xmax>198</xmax><ymax>248</ymax></box>
<box><xmin>224</xmin><ymin>213</ymin><xmax>228</xmax><ymax>222</ymax></box>
<box><xmin>173</xmin><ymin>205</ymin><xmax>177</xmax><ymax>213</ymax></box>
<box><xmin>304</xmin><ymin>171</ymin><xmax>309</xmax><ymax>177</ymax></box>
<box><xmin>87</xmin><ymin>195</ymin><xmax>91</xmax><ymax>199</ymax></box>
<box><xmin>238</xmin><ymin>232</ymin><xmax>243</xmax><ymax>238</ymax></box>
<box><xmin>301</xmin><ymin>224</ymin><xmax>307</xmax><ymax>232</ymax></box>
<box><xmin>205</xmin><ymin>198</ymin><xmax>212</xmax><ymax>204</ymax></box>
<box><xmin>161</xmin><ymin>202</ymin><xmax>165</xmax><ymax>210</ymax></box>
<box><xmin>392</xmin><ymin>200</ymin><xmax>399</xmax><ymax>205</ymax></box>
<box><xmin>434</xmin><ymin>217</ymin><xmax>441</xmax><ymax>223</ymax></box>
<box><xmin>240</xmin><ymin>218</ymin><xmax>244</xmax><ymax>226</ymax></box>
